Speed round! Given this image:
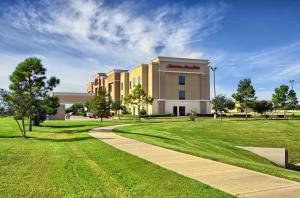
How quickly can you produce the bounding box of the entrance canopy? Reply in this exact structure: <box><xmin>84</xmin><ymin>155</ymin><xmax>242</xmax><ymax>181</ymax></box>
<box><xmin>49</xmin><ymin>92</ymin><xmax>95</xmax><ymax>120</ymax></box>
<box><xmin>50</xmin><ymin>92</ymin><xmax>95</xmax><ymax>104</ymax></box>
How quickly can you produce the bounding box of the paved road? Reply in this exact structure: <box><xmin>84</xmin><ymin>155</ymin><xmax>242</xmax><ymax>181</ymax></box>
<box><xmin>89</xmin><ymin>125</ymin><xmax>300</xmax><ymax>198</ymax></box>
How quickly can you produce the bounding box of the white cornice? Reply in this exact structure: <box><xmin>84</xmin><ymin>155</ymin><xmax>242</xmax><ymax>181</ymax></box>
<box><xmin>151</xmin><ymin>56</ymin><xmax>209</xmax><ymax>64</ymax></box>
<box><xmin>158</xmin><ymin>70</ymin><xmax>208</xmax><ymax>75</ymax></box>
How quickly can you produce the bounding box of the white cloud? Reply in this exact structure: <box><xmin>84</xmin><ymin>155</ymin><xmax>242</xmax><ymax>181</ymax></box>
<box><xmin>5</xmin><ymin>0</ymin><xmax>225</xmax><ymax>64</ymax></box>
<box><xmin>0</xmin><ymin>0</ymin><xmax>226</xmax><ymax>92</ymax></box>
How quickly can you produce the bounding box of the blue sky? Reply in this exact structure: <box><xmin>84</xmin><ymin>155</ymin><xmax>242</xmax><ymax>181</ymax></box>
<box><xmin>1</xmin><ymin>0</ymin><xmax>300</xmax><ymax>99</ymax></box>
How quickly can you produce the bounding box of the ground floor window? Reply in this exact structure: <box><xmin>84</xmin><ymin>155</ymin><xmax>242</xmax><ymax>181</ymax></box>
<box><xmin>173</xmin><ymin>106</ymin><xmax>178</xmax><ymax>116</ymax></box>
<box><xmin>179</xmin><ymin>106</ymin><xmax>185</xmax><ymax>116</ymax></box>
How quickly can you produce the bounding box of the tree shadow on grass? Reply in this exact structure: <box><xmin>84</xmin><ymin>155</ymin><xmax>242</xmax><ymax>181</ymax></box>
<box><xmin>0</xmin><ymin>135</ymin><xmax>93</xmax><ymax>142</ymax></box>
<box><xmin>55</xmin><ymin>129</ymin><xmax>92</xmax><ymax>133</ymax></box>
<box><xmin>28</xmin><ymin>136</ymin><xmax>93</xmax><ymax>142</ymax></box>
<box><xmin>34</xmin><ymin>128</ymin><xmax>94</xmax><ymax>134</ymax></box>
<box><xmin>114</xmin><ymin>129</ymin><xmax>177</xmax><ymax>141</ymax></box>
<box><xmin>39</xmin><ymin>124</ymin><xmax>93</xmax><ymax>128</ymax></box>
<box><xmin>0</xmin><ymin>135</ymin><xmax>21</xmax><ymax>139</ymax></box>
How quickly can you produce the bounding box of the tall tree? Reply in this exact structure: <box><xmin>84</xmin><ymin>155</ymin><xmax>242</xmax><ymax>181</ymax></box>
<box><xmin>9</xmin><ymin>57</ymin><xmax>60</xmax><ymax>131</ymax></box>
<box><xmin>89</xmin><ymin>89</ymin><xmax>111</xmax><ymax>122</ymax></box>
<box><xmin>211</xmin><ymin>95</ymin><xmax>235</xmax><ymax>121</ymax></box>
<box><xmin>124</xmin><ymin>84</ymin><xmax>153</xmax><ymax>120</ymax></box>
<box><xmin>272</xmin><ymin>85</ymin><xmax>298</xmax><ymax>118</ymax></box>
<box><xmin>232</xmin><ymin>78</ymin><xmax>256</xmax><ymax>119</ymax></box>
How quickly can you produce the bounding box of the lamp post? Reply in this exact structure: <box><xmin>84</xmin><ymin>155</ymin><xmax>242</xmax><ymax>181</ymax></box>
<box><xmin>210</xmin><ymin>66</ymin><xmax>217</xmax><ymax>119</ymax></box>
<box><xmin>289</xmin><ymin>80</ymin><xmax>295</xmax><ymax>90</ymax></box>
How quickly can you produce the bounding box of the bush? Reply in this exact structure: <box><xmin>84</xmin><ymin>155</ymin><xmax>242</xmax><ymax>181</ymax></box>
<box><xmin>121</xmin><ymin>106</ymin><xmax>129</xmax><ymax>114</ymax></box>
<box><xmin>74</xmin><ymin>112</ymin><xmax>86</xmax><ymax>116</ymax></box>
<box><xmin>196</xmin><ymin>113</ymin><xmax>214</xmax><ymax>117</ymax></box>
<box><xmin>189</xmin><ymin>109</ymin><xmax>196</xmax><ymax>121</ymax></box>
<box><xmin>231</xmin><ymin>114</ymin><xmax>252</xmax><ymax>118</ymax></box>
<box><xmin>142</xmin><ymin>114</ymin><xmax>175</xmax><ymax>118</ymax></box>
<box><xmin>140</xmin><ymin>108</ymin><xmax>147</xmax><ymax>116</ymax></box>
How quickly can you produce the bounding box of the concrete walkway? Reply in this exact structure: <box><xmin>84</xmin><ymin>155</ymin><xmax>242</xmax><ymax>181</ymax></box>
<box><xmin>89</xmin><ymin>125</ymin><xmax>300</xmax><ymax>198</ymax></box>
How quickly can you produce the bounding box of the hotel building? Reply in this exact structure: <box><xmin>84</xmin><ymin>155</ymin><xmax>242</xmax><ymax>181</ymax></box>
<box><xmin>86</xmin><ymin>56</ymin><xmax>211</xmax><ymax>116</ymax></box>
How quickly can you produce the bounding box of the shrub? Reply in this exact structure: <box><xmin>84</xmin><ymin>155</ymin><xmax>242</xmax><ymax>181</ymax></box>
<box><xmin>140</xmin><ymin>108</ymin><xmax>147</xmax><ymax>116</ymax></box>
<box><xmin>74</xmin><ymin>112</ymin><xmax>86</xmax><ymax>116</ymax></box>
<box><xmin>189</xmin><ymin>109</ymin><xmax>197</xmax><ymax>121</ymax></box>
<box><xmin>121</xmin><ymin>105</ymin><xmax>129</xmax><ymax>114</ymax></box>
<box><xmin>142</xmin><ymin>114</ymin><xmax>175</xmax><ymax>118</ymax></box>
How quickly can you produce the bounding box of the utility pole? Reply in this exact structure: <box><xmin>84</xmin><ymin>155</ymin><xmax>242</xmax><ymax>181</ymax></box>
<box><xmin>289</xmin><ymin>80</ymin><xmax>295</xmax><ymax>90</ymax></box>
<box><xmin>210</xmin><ymin>66</ymin><xmax>217</xmax><ymax>119</ymax></box>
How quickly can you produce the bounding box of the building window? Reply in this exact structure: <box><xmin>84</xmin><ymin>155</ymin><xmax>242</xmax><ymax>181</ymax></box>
<box><xmin>129</xmin><ymin>81</ymin><xmax>132</xmax><ymax>89</ymax></box>
<box><xmin>133</xmin><ymin>78</ymin><xmax>136</xmax><ymax>87</ymax></box>
<box><xmin>137</xmin><ymin>76</ymin><xmax>140</xmax><ymax>85</ymax></box>
<box><xmin>179</xmin><ymin>75</ymin><xmax>185</xmax><ymax>85</ymax></box>
<box><xmin>121</xmin><ymin>82</ymin><xmax>123</xmax><ymax>90</ymax></box>
<box><xmin>179</xmin><ymin>90</ymin><xmax>185</xmax><ymax>100</ymax></box>
<box><xmin>121</xmin><ymin>95</ymin><xmax>123</xmax><ymax>101</ymax></box>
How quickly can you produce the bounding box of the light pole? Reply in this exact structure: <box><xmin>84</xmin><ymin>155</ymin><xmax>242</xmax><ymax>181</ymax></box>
<box><xmin>210</xmin><ymin>66</ymin><xmax>217</xmax><ymax>119</ymax></box>
<box><xmin>289</xmin><ymin>80</ymin><xmax>295</xmax><ymax>90</ymax></box>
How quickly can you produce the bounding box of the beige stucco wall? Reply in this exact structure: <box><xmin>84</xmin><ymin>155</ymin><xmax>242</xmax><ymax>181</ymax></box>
<box><xmin>106</xmin><ymin>71</ymin><xmax>121</xmax><ymax>101</ymax></box>
<box><xmin>128</xmin><ymin>64</ymin><xmax>149</xmax><ymax>113</ymax></box>
<box><xmin>129</xmin><ymin>64</ymin><xmax>148</xmax><ymax>92</ymax></box>
<box><xmin>120</xmin><ymin>72</ymin><xmax>129</xmax><ymax>102</ymax></box>
<box><xmin>86</xmin><ymin>56</ymin><xmax>211</xmax><ymax>115</ymax></box>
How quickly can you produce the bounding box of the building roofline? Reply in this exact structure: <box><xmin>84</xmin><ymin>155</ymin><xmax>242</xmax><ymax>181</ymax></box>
<box><xmin>93</xmin><ymin>73</ymin><xmax>107</xmax><ymax>78</ymax></box>
<box><xmin>128</xmin><ymin>64</ymin><xmax>148</xmax><ymax>73</ymax></box>
<box><xmin>107</xmin><ymin>69</ymin><xmax>128</xmax><ymax>76</ymax></box>
<box><xmin>151</xmin><ymin>56</ymin><xmax>209</xmax><ymax>64</ymax></box>
<box><xmin>50</xmin><ymin>92</ymin><xmax>95</xmax><ymax>96</ymax></box>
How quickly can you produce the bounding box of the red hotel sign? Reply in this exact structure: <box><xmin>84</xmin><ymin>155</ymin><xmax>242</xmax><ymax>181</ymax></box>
<box><xmin>168</xmin><ymin>64</ymin><xmax>200</xmax><ymax>69</ymax></box>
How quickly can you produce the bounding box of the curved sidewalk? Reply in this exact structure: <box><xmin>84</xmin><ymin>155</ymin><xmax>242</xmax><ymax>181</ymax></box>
<box><xmin>89</xmin><ymin>125</ymin><xmax>300</xmax><ymax>198</ymax></box>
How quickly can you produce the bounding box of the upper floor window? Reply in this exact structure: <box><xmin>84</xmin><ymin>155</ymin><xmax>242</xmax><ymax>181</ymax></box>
<box><xmin>121</xmin><ymin>82</ymin><xmax>123</xmax><ymax>90</ymax></box>
<box><xmin>179</xmin><ymin>90</ymin><xmax>185</xmax><ymax>100</ymax></box>
<box><xmin>129</xmin><ymin>81</ymin><xmax>132</xmax><ymax>89</ymax></box>
<box><xmin>179</xmin><ymin>75</ymin><xmax>185</xmax><ymax>85</ymax></box>
<box><xmin>133</xmin><ymin>78</ymin><xmax>136</xmax><ymax>87</ymax></box>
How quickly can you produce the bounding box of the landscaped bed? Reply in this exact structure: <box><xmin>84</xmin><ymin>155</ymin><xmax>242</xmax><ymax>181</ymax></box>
<box><xmin>114</xmin><ymin>118</ymin><xmax>300</xmax><ymax>182</ymax></box>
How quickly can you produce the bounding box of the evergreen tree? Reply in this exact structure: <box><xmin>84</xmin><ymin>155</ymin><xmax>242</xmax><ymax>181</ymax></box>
<box><xmin>232</xmin><ymin>78</ymin><xmax>256</xmax><ymax>119</ymax></box>
<box><xmin>8</xmin><ymin>57</ymin><xmax>60</xmax><ymax>131</ymax></box>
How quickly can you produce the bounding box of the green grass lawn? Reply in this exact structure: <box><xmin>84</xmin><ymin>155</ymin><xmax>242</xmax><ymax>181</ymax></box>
<box><xmin>0</xmin><ymin>118</ymin><xmax>232</xmax><ymax>197</ymax></box>
<box><xmin>114</xmin><ymin>118</ymin><xmax>300</xmax><ymax>182</ymax></box>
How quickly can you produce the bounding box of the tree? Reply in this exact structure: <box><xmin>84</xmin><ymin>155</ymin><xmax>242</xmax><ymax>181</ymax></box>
<box><xmin>111</xmin><ymin>101</ymin><xmax>122</xmax><ymax>119</ymax></box>
<box><xmin>89</xmin><ymin>89</ymin><xmax>111</xmax><ymax>122</ymax></box>
<box><xmin>211</xmin><ymin>95</ymin><xmax>234</xmax><ymax>121</ymax></box>
<box><xmin>225</xmin><ymin>99</ymin><xmax>235</xmax><ymax>116</ymax></box>
<box><xmin>253</xmin><ymin>100</ymin><xmax>273</xmax><ymax>116</ymax></box>
<box><xmin>9</xmin><ymin>57</ymin><xmax>60</xmax><ymax>131</ymax></box>
<box><xmin>272</xmin><ymin>85</ymin><xmax>298</xmax><ymax>118</ymax></box>
<box><xmin>124</xmin><ymin>84</ymin><xmax>153</xmax><ymax>120</ymax></box>
<box><xmin>31</xmin><ymin>96</ymin><xmax>60</xmax><ymax>126</ymax></box>
<box><xmin>232</xmin><ymin>78</ymin><xmax>256</xmax><ymax>119</ymax></box>
<box><xmin>287</xmin><ymin>89</ymin><xmax>298</xmax><ymax>110</ymax></box>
